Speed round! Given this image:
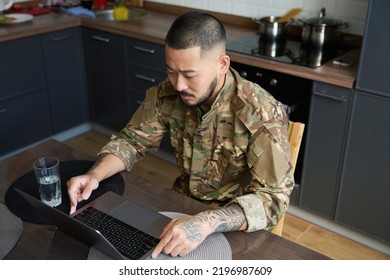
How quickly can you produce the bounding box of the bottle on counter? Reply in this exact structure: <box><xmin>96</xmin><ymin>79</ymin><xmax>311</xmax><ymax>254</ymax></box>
<box><xmin>94</xmin><ymin>0</ymin><xmax>107</xmax><ymax>9</ymax></box>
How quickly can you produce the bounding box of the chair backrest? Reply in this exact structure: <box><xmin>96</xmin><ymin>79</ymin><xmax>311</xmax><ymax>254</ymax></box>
<box><xmin>271</xmin><ymin>121</ymin><xmax>305</xmax><ymax>236</ymax></box>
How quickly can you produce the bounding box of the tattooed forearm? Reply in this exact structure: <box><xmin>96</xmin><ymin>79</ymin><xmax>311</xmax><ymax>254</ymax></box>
<box><xmin>175</xmin><ymin>204</ymin><xmax>246</xmax><ymax>243</ymax></box>
<box><xmin>192</xmin><ymin>204</ymin><xmax>246</xmax><ymax>234</ymax></box>
<box><xmin>212</xmin><ymin>204</ymin><xmax>246</xmax><ymax>232</ymax></box>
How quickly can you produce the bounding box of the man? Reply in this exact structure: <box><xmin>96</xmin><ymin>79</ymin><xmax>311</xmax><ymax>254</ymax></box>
<box><xmin>67</xmin><ymin>12</ymin><xmax>294</xmax><ymax>258</ymax></box>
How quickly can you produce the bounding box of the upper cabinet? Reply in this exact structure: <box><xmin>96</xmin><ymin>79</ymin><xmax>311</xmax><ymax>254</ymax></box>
<box><xmin>355</xmin><ymin>0</ymin><xmax>390</xmax><ymax>97</ymax></box>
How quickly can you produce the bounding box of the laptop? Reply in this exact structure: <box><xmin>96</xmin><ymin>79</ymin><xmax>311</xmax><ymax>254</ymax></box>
<box><xmin>15</xmin><ymin>188</ymin><xmax>171</xmax><ymax>260</ymax></box>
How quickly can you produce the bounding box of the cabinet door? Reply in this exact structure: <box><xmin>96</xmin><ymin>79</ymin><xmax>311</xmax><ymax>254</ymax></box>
<box><xmin>125</xmin><ymin>38</ymin><xmax>172</xmax><ymax>154</ymax></box>
<box><xmin>0</xmin><ymin>90</ymin><xmax>52</xmax><ymax>156</ymax></box>
<box><xmin>41</xmin><ymin>27</ymin><xmax>89</xmax><ymax>133</ymax></box>
<box><xmin>300</xmin><ymin>82</ymin><xmax>352</xmax><ymax>218</ymax></box>
<box><xmin>0</xmin><ymin>36</ymin><xmax>46</xmax><ymax>101</ymax></box>
<box><xmin>336</xmin><ymin>91</ymin><xmax>390</xmax><ymax>243</ymax></box>
<box><xmin>355</xmin><ymin>0</ymin><xmax>390</xmax><ymax>97</ymax></box>
<box><xmin>83</xmin><ymin>28</ymin><xmax>127</xmax><ymax>131</ymax></box>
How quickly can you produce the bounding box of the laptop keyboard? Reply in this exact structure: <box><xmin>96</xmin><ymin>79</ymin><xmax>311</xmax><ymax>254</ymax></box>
<box><xmin>74</xmin><ymin>206</ymin><xmax>160</xmax><ymax>259</ymax></box>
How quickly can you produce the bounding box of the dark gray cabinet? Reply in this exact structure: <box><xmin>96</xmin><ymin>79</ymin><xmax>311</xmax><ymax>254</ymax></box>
<box><xmin>125</xmin><ymin>37</ymin><xmax>166</xmax><ymax>116</ymax></box>
<box><xmin>300</xmin><ymin>82</ymin><xmax>352</xmax><ymax>218</ymax></box>
<box><xmin>125</xmin><ymin>37</ymin><xmax>172</xmax><ymax>154</ymax></box>
<box><xmin>83</xmin><ymin>28</ymin><xmax>127</xmax><ymax>131</ymax></box>
<box><xmin>355</xmin><ymin>0</ymin><xmax>390</xmax><ymax>97</ymax></box>
<box><xmin>334</xmin><ymin>0</ymin><xmax>390</xmax><ymax>243</ymax></box>
<box><xmin>41</xmin><ymin>28</ymin><xmax>89</xmax><ymax>133</ymax></box>
<box><xmin>0</xmin><ymin>36</ymin><xmax>52</xmax><ymax>156</ymax></box>
<box><xmin>336</xmin><ymin>91</ymin><xmax>390</xmax><ymax>243</ymax></box>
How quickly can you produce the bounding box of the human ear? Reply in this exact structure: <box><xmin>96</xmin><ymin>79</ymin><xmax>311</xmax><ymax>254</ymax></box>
<box><xmin>219</xmin><ymin>54</ymin><xmax>230</xmax><ymax>74</ymax></box>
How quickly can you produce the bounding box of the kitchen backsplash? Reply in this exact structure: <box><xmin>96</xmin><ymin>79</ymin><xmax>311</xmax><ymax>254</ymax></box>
<box><xmin>148</xmin><ymin>0</ymin><xmax>368</xmax><ymax>35</ymax></box>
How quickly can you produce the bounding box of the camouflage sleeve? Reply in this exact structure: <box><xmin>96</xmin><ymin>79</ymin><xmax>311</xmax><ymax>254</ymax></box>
<box><xmin>98</xmin><ymin>87</ymin><xmax>168</xmax><ymax>171</ymax></box>
<box><xmin>228</xmin><ymin>119</ymin><xmax>294</xmax><ymax>232</ymax></box>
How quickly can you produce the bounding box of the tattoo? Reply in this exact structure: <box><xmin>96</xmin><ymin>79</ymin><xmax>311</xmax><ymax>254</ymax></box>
<box><xmin>212</xmin><ymin>204</ymin><xmax>246</xmax><ymax>233</ymax></box>
<box><xmin>178</xmin><ymin>204</ymin><xmax>246</xmax><ymax>242</ymax></box>
<box><xmin>178</xmin><ymin>219</ymin><xmax>204</xmax><ymax>242</ymax></box>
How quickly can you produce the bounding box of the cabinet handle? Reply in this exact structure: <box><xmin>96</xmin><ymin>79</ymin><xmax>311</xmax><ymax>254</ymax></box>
<box><xmin>314</xmin><ymin>91</ymin><xmax>347</xmax><ymax>102</ymax></box>
<box><xmin>0</xmin><ymin>108</ymin><xmax>7</xmax><ymax>114</ymax></box>
<box><xmin>51</xmin><ymin>35</ymin><xmax>72</xmax><ymax>42</ymax></box>
<box><xmin>133</xmin><ymin>46</ymin><xmax>155</xmax><ymax>54</ymax></box>
<box><xmin>91</xmin><ymin>35</ymin><xmax>110</xmax><ymax>43</ymax></box>
<box><xmin>135</xmin><ymin>74</ymin><xmax>156</xmax><ymax>83</ymax></box>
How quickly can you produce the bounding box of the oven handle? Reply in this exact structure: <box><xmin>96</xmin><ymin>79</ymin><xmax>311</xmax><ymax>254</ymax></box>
<box><xmin>313</xmin><ymin>91</ymin><xmax>347</xmax><ymax>102</ymax></box>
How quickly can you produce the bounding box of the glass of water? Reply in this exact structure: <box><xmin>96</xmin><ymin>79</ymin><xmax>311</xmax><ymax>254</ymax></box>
<box><xmin>33</xmin><ymin>157</ymin><xmax>62</xmax><ymax>207</ymax></box>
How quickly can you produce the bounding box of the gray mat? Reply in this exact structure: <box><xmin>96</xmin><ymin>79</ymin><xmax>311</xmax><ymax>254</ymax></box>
<box><xmin>0</xmin><ymin>203</ymin><xmax>23</xmax><ymax>259</ymax></box>
<box><xmin>88</xmin><ymin>212</ymin><xmax>232</xmax><ymax>260</ymax></box>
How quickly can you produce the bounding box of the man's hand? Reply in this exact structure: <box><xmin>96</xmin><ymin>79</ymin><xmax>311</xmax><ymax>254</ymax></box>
<box><xmin>152</xmin><ymin>204</ymin><xmax>247</xmax><ymax>258</ymax></box>
<box><xmin>152</xmin><ymin>215</ymin><xmax>210</xmax><ymax>258</ymax></box>
<box><xmin>67</xmin><ymin>154</ymin><xmax>126</xmax><ymax>214</ymax></box>
<box><xmin>67</xmin><ymin>173</ymin><xmax>99</xmax><ymax>214</ymax></box>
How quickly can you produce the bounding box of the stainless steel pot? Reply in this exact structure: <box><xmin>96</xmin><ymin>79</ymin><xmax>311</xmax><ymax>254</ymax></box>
<box><xmin>299</xmin><ymin>8</ymin><xmax>348</xmax><ymax>50</ymax></box>
<box><xmin>254</xmin><ymin>16</ymin><xmax>289</xmax><ymax>43</ymax></box>
<box><xmin>253</xmin><ymin>16</ymin><xmax>291</xmax><ymax>57</ymax></box>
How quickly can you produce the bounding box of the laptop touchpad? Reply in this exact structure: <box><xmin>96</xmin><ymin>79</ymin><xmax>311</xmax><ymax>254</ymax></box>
<box><xmin>109</xmin><ymin>201</ymin><xmax>168</xmax><ymax>235</ymax></box>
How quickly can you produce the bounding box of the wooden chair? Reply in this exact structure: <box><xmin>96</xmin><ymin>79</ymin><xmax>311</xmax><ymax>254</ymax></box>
<box><xmin>271</xmin><ymin>121</ymin><xmax>305</xmax><ymax>236</ymax></box>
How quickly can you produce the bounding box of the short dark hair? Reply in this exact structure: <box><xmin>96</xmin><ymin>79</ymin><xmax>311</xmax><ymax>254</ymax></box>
<box><xmin>165</xmin><ymin>12</ymin><xmax>226</xmax><ymax>53</ymax></box>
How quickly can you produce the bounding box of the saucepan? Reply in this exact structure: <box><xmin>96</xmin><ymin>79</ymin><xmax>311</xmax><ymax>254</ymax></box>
<box><xmin>253</xmin><ymin>16</ymin><xmax>291</xmax><ymax>57</ymax></box>
<box><xmin>298</xmin><ymin>8</ymin><xmax>349</xmax><ymax>50</ymax></box>
<box><xmin>253</xmin><ymin>8</ymin><xmax>302</xmax><ymax>43</ymax></box>
<box><xmin>254</xmin><ymin>16</ymin><xmax>289</xmax><ymax>43</ymax></box>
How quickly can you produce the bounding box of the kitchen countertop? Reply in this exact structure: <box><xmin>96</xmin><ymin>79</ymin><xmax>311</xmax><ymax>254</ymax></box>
<box><xmin>0</xmin><ymin>8</ymin><xmax>358</xmax><ymax>89</ymax></box>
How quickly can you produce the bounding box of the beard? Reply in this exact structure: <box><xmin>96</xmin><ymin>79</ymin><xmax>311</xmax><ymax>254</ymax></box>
<box><xmin>179</xmin><ymin>77</ymin><xmax>218</xmax><ymax>108</ymax></box>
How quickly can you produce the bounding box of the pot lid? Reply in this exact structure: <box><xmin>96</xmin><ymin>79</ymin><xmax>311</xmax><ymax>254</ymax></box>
<box><xmin>303</xmin><ymin>8</ymin><xmax>342</xmax><ymax>26</ymax></box>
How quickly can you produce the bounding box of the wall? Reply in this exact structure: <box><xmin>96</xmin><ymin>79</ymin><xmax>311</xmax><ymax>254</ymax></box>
<box><xmin>148</xmin><ymin>0</ymin><xmax>369</xmax><ymax>35</ymax></box>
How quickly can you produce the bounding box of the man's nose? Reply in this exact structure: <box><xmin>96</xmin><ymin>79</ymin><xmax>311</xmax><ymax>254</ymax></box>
<box><xmin>174</xmin><ymin>75</ymin><xmax>188</xmax><ymax>92</ymax></box>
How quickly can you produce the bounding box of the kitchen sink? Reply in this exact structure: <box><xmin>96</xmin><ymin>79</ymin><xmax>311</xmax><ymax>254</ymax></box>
<box><xmin>94</xmin><ymin>7</ymin><xmax>148</xmax><ymax>21</ymax></box>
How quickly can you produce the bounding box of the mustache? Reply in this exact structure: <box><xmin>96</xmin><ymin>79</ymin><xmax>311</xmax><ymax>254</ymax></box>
<box><xmin>179</xmin><ymin>91</ymin><xmax>193</xmax><ymax>97</ymax></box>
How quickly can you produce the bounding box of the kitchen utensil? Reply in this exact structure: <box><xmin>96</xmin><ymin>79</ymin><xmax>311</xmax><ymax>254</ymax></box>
<box><xmin>254</xmin><ymin>16</ymin><xmax>289</xmax><ymax>42</ymax></box>
<box><xmin>298</xmin><ymin>7</ymin><xmax>348</xmax><ymax>67</ymax></box>
<box><xmin>277</xmin><ymin>7</ymin><xmax>302</xmax><ymax>23</ymax></box>
<box><xmin>299</xmin><ymin>8</ymin><xmax>348</xmax><ymax>50</ymax></box>
<box><xmin>254</xmin><ymin>16</ymin><xmax>291</xmax><ymax>57</ymax></box>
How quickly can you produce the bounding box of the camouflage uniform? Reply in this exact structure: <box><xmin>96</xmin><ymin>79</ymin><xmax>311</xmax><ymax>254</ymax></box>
<box><xmin>99</xmin><ymin>68</ymin><xmax>294</xmax><ymax>232</ymax></box>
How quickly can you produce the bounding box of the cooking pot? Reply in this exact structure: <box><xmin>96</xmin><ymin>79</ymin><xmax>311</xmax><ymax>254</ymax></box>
<box><xmin>299</xmin><ymin>8</ymin><xmax>348</xmax><ymax>50</ymax></box>
<box><xmin>254</xmin><ymin>16</ymin><xmax>291</xmax><ymax>57</ymax></box>
<box><xmin>254</xmin><ymin>16</ymin><xmax>290</xmax><ymax>43</ymax></box>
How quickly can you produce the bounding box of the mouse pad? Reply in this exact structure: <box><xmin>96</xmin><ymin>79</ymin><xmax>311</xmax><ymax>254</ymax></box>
<box><xmin>4</xmin><ymin>160</ymin><xmax>125</xmax><ymax>225</ymax></box>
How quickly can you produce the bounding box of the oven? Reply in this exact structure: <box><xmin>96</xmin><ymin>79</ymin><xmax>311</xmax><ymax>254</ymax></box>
<box><xmin>230</xmin><ymin>61</ymin><xmax>312</xmax><ymax>204</ymax></box>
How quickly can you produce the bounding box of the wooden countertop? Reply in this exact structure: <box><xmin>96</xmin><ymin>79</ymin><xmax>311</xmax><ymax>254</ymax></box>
<box><xmin>0</xmin><ymin>8</ymin><xmax>357</xmax><ymax>89</ymax></box>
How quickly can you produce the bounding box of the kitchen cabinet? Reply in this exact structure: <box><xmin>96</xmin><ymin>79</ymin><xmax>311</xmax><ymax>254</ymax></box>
<box><xmin>335</xmin><ymin>91</ymin><xmax>390</xmax><ymax>243</ymax></box>
<box><xmin>83</xmin><ymin>27</ymin><xmax>128</xmax><ymax>131</ymax></box>
<box><xmin>125</xmin><ymin>37</ymin><xmax>172</xmax><ymax>154</ymax></box>
<box><xmin>334</xmin><ymin>0</ymin><xmax>390</xmax><ymax>244</ymax></box>
<box><xmin>355</xmin><ymin>0</ymin><xmax>390</xmax><ymax>97</ymax></box>
<box><xmin>125</xmin><ymin>37</ymin><xmax>166</xmax><ymax>115</ymax></box>
<box><xmin>41</xmin><ymin>28</ymin><xmax>89</xmax><ymax>133</ymax></box>
<box><xmin>0</xmin><ymin>36</ymin><xmax>52</xmax><ymax>156</ymax></box>
<box><xmin>300</xmin><ymin>82</ymin><xmax>352</xmax><ymax>218</ymax></box>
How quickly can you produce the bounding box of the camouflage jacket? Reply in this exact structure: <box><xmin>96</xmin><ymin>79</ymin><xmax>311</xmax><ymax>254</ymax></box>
<box><xmin>99</xmin><ymin>68</ymin><xmax>294</xmax><ymax>231</ymax></box>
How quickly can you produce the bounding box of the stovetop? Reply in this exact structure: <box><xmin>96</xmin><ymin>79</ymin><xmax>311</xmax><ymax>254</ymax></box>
<box><xmin>227</xmin><ymin>34</ymin><xmax>348</xmax><ymax>68</ymax></box>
